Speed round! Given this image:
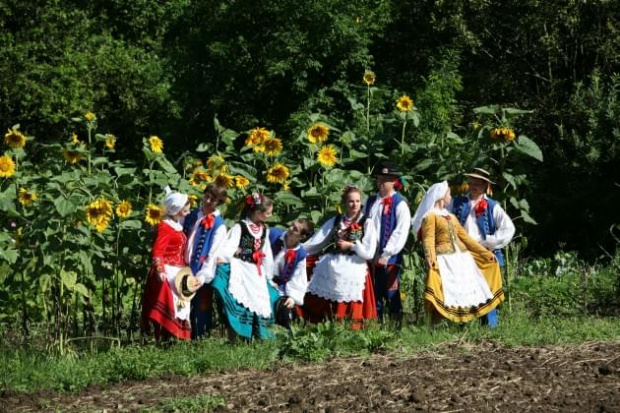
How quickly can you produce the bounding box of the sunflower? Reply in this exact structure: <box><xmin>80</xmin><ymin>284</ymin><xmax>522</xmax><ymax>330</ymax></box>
<box><xmin>0</xmin><ymin>155</ymin><xmax>16</xmax><ymax>177</ymax></box>
<box><xmin>245</xmin><ymin>127</ymin><xmax>270</xmax><ymax>147</ymax></box>
<box><xmin>85</xmin><ymin>198</ymin><xmax>113</xmax><ymax>233</ymax></box>
<box><xmin>192</xmin><ymin>169</ymin><xmax>212</xmax><ymax>183</ymax></box>
<box><xmin>490</xmin><ymin>127</ymin><xmax>516</xmax><ymax>142</ymax></box>
<box><xmin>317</xmin><ymin>145</ymin><xmax>339</xmax><ymax>168</ymax></box>
<box><xmin>282</xmin><ymin>181</ymin><xmax>290</xmax><ymax>191</ymax></box>
<box><xmin>307</xmin><ymin>123</ymin><xmax>329</xmax><ymax>143</ymax></box>
<box><xmin>84</xmin><ymin>112</ymin><xmax>96</xmax><ymax>122</ymax></box>
<box><xmin>263</xmin><ymin>137</ymin><xmax>283</xmax><ymax>156</ymax></box>
<box><xmin>396</xmin><ymin>95</ymin><xmax>414</xmax><ymax>112</ymax></box>
<box><xmin>18</xmin><ymin>188</ymin><xmax>37</xmax><ymax>206</ymax></box>
<box><xmin>62</xmin><ymin>149</ymin><xmax>84</xmax><ymax>164</ymax></box>
<box><xmin>4</xmin><ymin>128</ymin><xmax>26</xmax><ymax>149</ymax></box>
<box><xmin>235</xmin><ymin>175</ymin><xmax>250</xmax><ymax>190</ymax></box>
<box><xmin>105</xmin><ymin>134</ymin><xmax>116</xmax><ymax>150</ymax></box>
<box><xmin>149</xmin><ymin>136</ymin><xmax>163</xmax><ymax>153</ymax></box>
<box><xmin>504</xmin><ymin>128</ymin><xmax>516</xmax><ymax>141</ymax></box>
<box><xmin>363</xmin><ymin>70</ymin><xmax>376</xmax><ymax>86</ymax></box>
<box><xmin>188</xmin><ymin>194</ymin><xmax>199</xmax><ymax>207</ymax></box>
<box><xmin>214</xmin><ymin>172</ymin><xmax>234</xmax><ymax>188</ymax></box>
<box><xmin>145</xmin><ymin>204</ymin><xmax>164</xmax><ymax>226</ymax></box>
<box><xmin>70</xmin><ymin>132</ymin><xmax>83</xmax><ymax>145</ymax></box>
<box><xmin>266</xmin><ymin>163</ymin><xmax>290</xmax><ymax>184</ymax></box>
<box><xmin>115</xmin><ymin>200</ymin><xmax>132</xmax><ymax>219</ymax></box>
<box><xmin>206</xmin><ymin>155</ymin><xmax>227</xmax><ymax>172</ymax></box>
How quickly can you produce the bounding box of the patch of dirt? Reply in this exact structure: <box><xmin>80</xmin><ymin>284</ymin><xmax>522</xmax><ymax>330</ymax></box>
<box><xmin>3</xmin><ymin>342</ymin><xmax>620</xmax><ymax>412</ymax></box>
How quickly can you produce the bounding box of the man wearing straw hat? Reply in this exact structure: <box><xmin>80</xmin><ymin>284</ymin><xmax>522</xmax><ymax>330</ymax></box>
<box><xmin>449</xmin><ymin>168</ymin><xmax>515</xmax><ymax>327</ymax></box>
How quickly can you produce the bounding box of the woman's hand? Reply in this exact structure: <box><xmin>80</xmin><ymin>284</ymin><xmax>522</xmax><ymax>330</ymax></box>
<box><xmin>159</xmin><ymin>272</ymin><xmax>166</xmax><ymax>282</ymax></box>
<box><xmin>426</xmin><ymin>258</ymin><xmax>435</xmax><ymax>269</ymax></box>
<box><xmin>487</xmin><ymin>253</ymin><xmax>497</xmax><ymax>262</ymax></box>
<box><xmin>337</xmin><ymin>239</ymin><xmax>353</xmax><ymax>251</ymax></box>
<box><xmin>283</xmin><ymin>297</ymin><xmax>295</xmax><ymax>309</ymax></box>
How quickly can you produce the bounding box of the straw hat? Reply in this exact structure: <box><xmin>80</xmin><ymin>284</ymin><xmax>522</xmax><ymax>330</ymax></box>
<box><xmin>464</xmin><ymin>167</ymin><xmax>495</xmax><ymax>184</ymax></box>
<box><xmin>173</xmin><ymin>267</ymin><xmax>201</xmax><ymax>304</ymax></box>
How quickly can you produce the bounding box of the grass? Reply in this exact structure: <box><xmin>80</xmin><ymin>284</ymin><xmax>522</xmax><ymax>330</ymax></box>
<box><xmin>1</xmin><ymin>309</ymin><xmax>619</xmax><ymax>395</ymax></box>
<box><xmin>143</xmin><ymin>394</ymin><xmax>226</xmax><ymax>412</ymax></box>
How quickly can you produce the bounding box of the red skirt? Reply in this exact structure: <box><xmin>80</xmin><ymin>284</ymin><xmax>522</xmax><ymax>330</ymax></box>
<box><xmin>141</xmin><ymin>267</ymin><xmax>191</xmax><ymax>340</ymax></box>
<box><xmin>300</xmin><ymin>271</ymin><xmax>377</xmax><ymax>330</ymax></box>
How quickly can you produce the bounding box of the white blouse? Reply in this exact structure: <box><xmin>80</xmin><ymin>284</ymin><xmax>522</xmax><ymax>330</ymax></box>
<box><xmin>219</xmin><ymin>220</ymin><xmax>275</xmax><ymax>318</ymax></box>
<box><xmin>184</xmin><ymin>210</ymin><xmax>228</xmax><ymax>284</ymax></box>
<box><xmin>364</xmin><ymin>193</ymin><xmax>411</xmax><ymax>261</ymax></box>
<box><xmin>303</xmin><ymin>214</ymin><xmax>376</xmax><ymax>302</ymax></box>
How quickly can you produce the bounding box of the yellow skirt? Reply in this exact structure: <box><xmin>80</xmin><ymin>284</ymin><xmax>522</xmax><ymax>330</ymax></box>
<box><xmin>423</xmin><ymin>250</ymin><xmax>504</xmax><ymax>323</ymax></box>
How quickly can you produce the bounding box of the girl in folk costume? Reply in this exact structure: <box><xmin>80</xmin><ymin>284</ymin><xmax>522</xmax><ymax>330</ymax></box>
<box><xmin>412</xmin><ymin>182</ymin><xmax>504</xmax><ymax>323</ymax></box>
<box><xmin>212</xmin><ymin>193</ymin><xmax>280</xmax><ymax>340</ymax></box>
<box><xmin>183</xmin><ymin>184</ymin><xmax>229</xmax><ymax>339</ymax></box>
<box><xmin>302</xmin><ymin>185</ymin><xmax>378</xmax><ymax>329</ymax></box>
<box><xmin>142</xmin><ymin>187</ymin><xmax>195</xmax><ymax>341</ymax></box>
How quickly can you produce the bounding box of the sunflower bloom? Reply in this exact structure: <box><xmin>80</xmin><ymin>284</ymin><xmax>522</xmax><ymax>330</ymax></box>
<box><xmin>317</xmin><ymin>145</ymin><xmax>339</xmax><ymax>168</ymax></box>
<box><xmin>245</xmin><ymin>127</ymin><xmax>270</xmax><ymax>148</ymax></box>
<box><xmin>85</xmin><ymin>199</ymin><xmax>113</xmax><ymax>233</ymax></box>
<box><xmin>235</xmin><ymin>175</ymin><xmax>250</xmax><ymax>190</ymax></box>
<box><xmin>266</xmin><ymin>163</ymin><xmax>290</xmax><ymax>184</ymax></box>
<box><xmin>149</xmin><ymin>136</ymin><xmax>163</xmax><ymax>153</ymax></box>
<box><xmin>215</xmin><ymin>173</ymin><xmax>234</xmax><ymax>188</ymax></box>
<box><xmin>62</xmin><ymin>149</ymin><xmax>83</xmax><ymax>164</ymax></box>
<box><xmin>105</xmin><ymin>134</ymin><xmax>116</xmax><ymax>150</ymax></box>
<box><xmin>490</xmin><ymin>127</ymin><xmax>516</xmax><ymax>142</ymax></box>
<box><xmin>145</xmin><ymin>204</ymin><xmax>164</xmax><ymax>226</ymax></box>
<box><xmin>263</xmin><ymin>137</ymin><xmax>283</xmax><ymax>156</ymax></box>
<box><xmin>192</xmin><ymin>169</ymin><xmax>212</xmax><ymax>183</ymax></box>
<box><xmin>18</xmin><ymin>188</ymin><xmax>37</xmax><ymax>206</ymax></box>
<box><xmin>307</xmin><ymin>123</ymin><xmax>329</xmax><ymax>143</ymax></box>
<box><xmin>282</xmin><ymin>181</ymin><xmax>290</xmax><ymax>191</ymax></box>
<box><xmin>0</xmin><ymin>155</ymin><xmax>16</xmax><ymax>177</ymax></box>
<box><xmin>504</xmin><ymin>128</ymin><xmax>516</xmax><ymax>141</ymax></box>
<box><xmin>206</xmin><ymin>155</ymin><xmax>227</xmax><ymax>172</ymax></box>
<box><xmin>84</xmin><ymin>112</ymin><xmax>96</xmax><ymax>122</ymax></box>
<box><xmin>363</xmin><ymin>70</ymin><xmax>376</xmax><ymax>86</ymax></box>
<box><xmin>70</xmin><ymin>132</ymin><xmax>84</xmax><ymax>145</ymax></box>
<box><xmin>115</xmin><ymin>200</ymin><xmax>132</xmax><ymax>219</ymax></box>
<box><xmin>188</xmin><ymin>194</ymin><xmax>199</xmax><ymax>207</ymax></box>
<box><xmin>4</xmin><ymin>128</ymin><xmax>26</xmax><ymax>149</ymax></box>
<box><xmin>396</xmin><ymin>95</ymin><xmax>414</xmax><ymax>112</ymax></box>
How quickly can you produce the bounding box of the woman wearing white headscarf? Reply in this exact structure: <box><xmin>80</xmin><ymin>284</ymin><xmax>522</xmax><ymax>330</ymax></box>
<box><xmin>412</xmin><ymin>182</ymin><xmax>504</xmax><ymax>323</ymax></box>
<box><xmin>142</xmin><ymin>187</ymin><xmax>194</xmax><ymax>341</ymax></box>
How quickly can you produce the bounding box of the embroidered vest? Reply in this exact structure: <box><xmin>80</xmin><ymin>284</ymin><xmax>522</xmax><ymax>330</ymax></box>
<box><xmin>273</xmin><ymin>247</ymin><xmax>308</xmax><ymax>289</ymax></box>
<box><xmin>237</xmin><ymin>221</ymin><xmax>267</xmax><ymax>263</ymax></box>
<box><xmin>183</xmin><ymin>210</ymin><xmax>225</xmax><ymax>275</ymax></box>
<box><xmin>268</xmin><ymin>227</ymin><xmax>286</xmax><ymax>257</ymax></box>
<box><xmin>323</xmin><ymin>214</ymin><xmax>367</xmax><ymax>256</ymax></box>
<box><xmin>365</xmin><ymin>191</ymin><xmax>406</xmax><ymax>265</ymax></box>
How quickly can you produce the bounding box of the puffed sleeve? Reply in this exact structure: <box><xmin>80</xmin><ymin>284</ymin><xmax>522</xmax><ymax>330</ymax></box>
<box><xmin>285</xmin><ymin>257</ymin><xmax>308</xmax><ymax>306</ymax></box>
<box><xmin>351</xmin><ymin>217</ymin><xmax>377</xmax><ymax>260</ymax></box>
<box><xmin>262</xmin><ymin>228</ymin><xmax>275</xmax><ymax>279</ymax></box>
<box><xmin>481</xmin><ymin>204</ymin><xmax>516</xmax><ymax>250</ymax></box>
<box><xmin>151</xmin><ymin>222</ymin><xmax>173</xmax><ymax>275</ymax></box>
<box><xmin>380</xmin><ymin>201</ymin><xmax>412</xmax><ymax>260</ymax></box>
<box><xmin>302</xmin><ymin>217</ymin><xmax>336</xmax><ymax>255</ymax></box>
<box><xmin>421</xmin><ymin>214</ymin><xmax>437</xmax><ymax>265</ymax></box>
<box><xmin>195</xmin><ymin>223</ymin><xmax>228</xmax><ymax>284</ymax></box>
<box><xmin>219</xmin><ymin>223</ymin><xmax>242</xmax><ymax>262</ymax></box>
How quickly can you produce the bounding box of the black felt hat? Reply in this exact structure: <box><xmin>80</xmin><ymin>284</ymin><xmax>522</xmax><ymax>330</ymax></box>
<box><xmin>373</xmin><ymin>161</ymin><xmax>402</xmax><ymax>177</ymax></box>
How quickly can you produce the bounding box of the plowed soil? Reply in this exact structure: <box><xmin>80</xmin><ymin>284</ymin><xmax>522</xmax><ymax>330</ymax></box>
<box><xmin>3</xmin><ymin>341</ymin><xmax>620</xmax><ymax>412</ymax></box>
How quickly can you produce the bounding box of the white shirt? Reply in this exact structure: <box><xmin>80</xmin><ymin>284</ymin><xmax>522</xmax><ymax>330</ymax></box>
<box><xmin>449</xmin><ymin>196</ymin><xmax>515</xmax><ymax>250</ymax></box>
<box><xmin>273</xmin><ymin>241</ymin><xmax>308</xmax><ymax>306</ymax></box>
<box><xmin>364</xmin><ymin>192</ymin><xmax>411</xmax><ymax>261</ymax></box>
<box><xmin>303</xmin><ymin>214</ymin><xmax>376</xmax><ymax>302</ymax></box>
<box><xmin>184</xmin><ymin>210</ymin><xmax>227</xmax><ymax>284</ymax></box>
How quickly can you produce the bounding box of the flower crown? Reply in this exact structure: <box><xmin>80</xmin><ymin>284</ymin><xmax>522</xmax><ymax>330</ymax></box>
<box><xmin>244</xmin><ymin>192</ymin><xmax>263</xmax><ymax>208</ymax></box>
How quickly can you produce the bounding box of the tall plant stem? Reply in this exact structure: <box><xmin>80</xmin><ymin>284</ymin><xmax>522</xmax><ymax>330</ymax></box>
<box><xmin>366</xmin><ymin>85</ymin><xmax>372</xmax><ymax>173</ymax></box>
<box><xmin>400</xmin><ymin>118</ymin><xmax>407</xmax><ymax>155</ymax></box>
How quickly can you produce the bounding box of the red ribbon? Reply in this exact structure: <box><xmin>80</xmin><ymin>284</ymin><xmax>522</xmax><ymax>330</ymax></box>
<box><xmin>474</xmin><ymin>199</ymin><xmax>488</xmax><ymax>218</ymax></box>
<box><xmin>252</xmin><ymin>251</ymin><xmax>265</xmax><ymax>276</ymax></box>
<box><xmin>285</xmin><ymin>249</ymin><xmax>297</xmax><ymax>264</ymax></box>
<box><xmin>382</xmin><ymin>196</ymin><xmax>393</xmax><ymax>215</ymax></box>
<box><xmin>350</xmin><ymin>222</ymin><xmax>361</xmax><ymax>231</ymax></box>
<box><xmin>201</xmin><ymin>214</ymin><xmax>214</xmax><ymax>229</ymax></box>
<box><xmin>394</xmin><ymin>179</ymin><xmax>403</xmax><ymax>190</ymax></box>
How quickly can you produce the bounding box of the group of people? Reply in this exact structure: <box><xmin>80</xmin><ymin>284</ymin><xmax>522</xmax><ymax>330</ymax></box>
<box><xmin>141</xmin><ymin>162</ymin><xmax>515</xmax><ymax>342</ymax></box>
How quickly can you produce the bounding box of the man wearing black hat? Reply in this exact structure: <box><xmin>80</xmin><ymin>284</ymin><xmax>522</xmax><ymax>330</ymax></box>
<box><xmin>449</xmin><ymin>168</ymin><xmax>515</xmax><ymax>327</ymax></box>
<box><xmin>364</xmin><ymin>161</ymin><xmax>411</xmax><ymax>322</ymax></box>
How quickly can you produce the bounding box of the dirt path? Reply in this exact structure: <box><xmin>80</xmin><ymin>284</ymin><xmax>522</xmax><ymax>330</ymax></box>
<box><xmin>3</xmin><ymin>342</ymin><xmax>620</xmax><ymax>412</ymax></box>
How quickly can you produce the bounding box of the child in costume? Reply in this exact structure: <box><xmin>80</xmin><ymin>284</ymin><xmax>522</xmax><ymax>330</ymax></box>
<box><xmin>211</xmin><ymin>193</ymin><xmax>279</xmax><ymax>340</ymax></box>
<box><xmin>183</xmin><ymin>184</ymin><xmax>228</xmax><ymax>339</ymax></box>
<box><xmin>142</xmin><ymin>187</ymin><xmax>194</xmax><ymax>341</ymax></box>
<box><xmin>302</xmin><ymin>185</ymin><xmax>377</xmax><ymax>329</ymax></box>
<box><xmin>412</xmin><ymin>181</ymin><xmax>504</xmax><ymax>323</ymax></box>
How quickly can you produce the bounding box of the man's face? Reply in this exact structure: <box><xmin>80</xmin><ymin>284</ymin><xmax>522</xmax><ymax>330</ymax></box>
<box><xmin>286</xmin><ymin>221</ymin><xmax>304</xmax><ymax>244</ymax></box>
<box><xmin>468</xmin><ymin>177</ymin><xmax>488</xmax><ymax>198</ymax></box>
<box><xmin>376</xmin><ymin>175</ymin><xmax>395</xmax><ymax>194</ymax></box>
<box><xmin>202</xmin><ymin>191</ymin><xmax>222</xmax><ymax>213</ymax></box>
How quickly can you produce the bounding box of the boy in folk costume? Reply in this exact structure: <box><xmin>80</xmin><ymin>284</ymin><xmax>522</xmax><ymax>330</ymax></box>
<box><xmin>183</xmin><ymin>184</ymin><xmax>228</xmax><ymax>339</ymax></box>
<box><xmin>270</xmin><ymin>219</ymin><xmax>314</xmax><ymax>326</ymax></box>
<box><xmin>364</xmin><ymin>161</ymin><xmax>411</xmax><ymax>322</ymax></box>
<box><xmin>448</xmin><ymin>168</ymin><xmax>515</xmax><ymax>327</ymax></box>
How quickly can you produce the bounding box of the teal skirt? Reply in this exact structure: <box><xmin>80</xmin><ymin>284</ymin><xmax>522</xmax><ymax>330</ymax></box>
<box><xmin>211</xmin><ymin>263</ymin><xmax>280</xmax><ymax>340</ymax></box>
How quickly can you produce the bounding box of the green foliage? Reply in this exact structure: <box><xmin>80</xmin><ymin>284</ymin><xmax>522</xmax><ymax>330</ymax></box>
<box><xmin>149</xmin><ymin>394</ymin><xmax>226</xmax><ymax>413</ymax></box>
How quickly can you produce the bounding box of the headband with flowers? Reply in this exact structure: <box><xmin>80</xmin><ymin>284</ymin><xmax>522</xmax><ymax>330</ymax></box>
<box><xmin>244</xmin><ymin>192</ymin><xmax>263</xmax><ymax>208</ymax></box>
<box><xmin>394</xmin><ymin>176</ymin><xmax>408</xmax><ymax>190</ymax></box>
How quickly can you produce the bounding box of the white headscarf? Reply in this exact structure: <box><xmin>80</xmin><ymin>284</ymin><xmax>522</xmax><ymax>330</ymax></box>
<box><xmin>163</xmin><ymin>186</ymin><xmax>189</xmax><ymax>216</ymax></box>
<box><xmin>411</xmin><ymin>181</ymin><xmax>449</xmax><ymax>235</ymax></box>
